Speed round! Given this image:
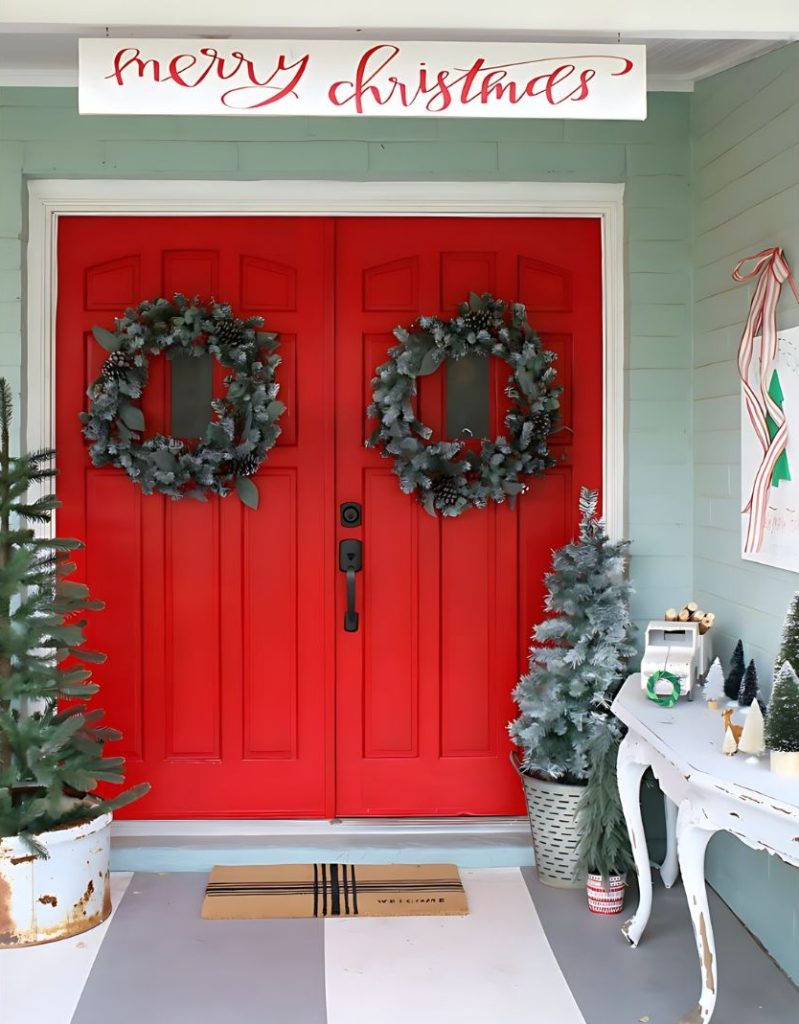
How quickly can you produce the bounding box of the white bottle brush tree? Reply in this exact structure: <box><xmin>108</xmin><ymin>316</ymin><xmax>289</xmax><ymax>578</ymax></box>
<box><xmin>0</xmin><ymin>381</ymin><xmax>148</xmax><ymax>852</ymax></box>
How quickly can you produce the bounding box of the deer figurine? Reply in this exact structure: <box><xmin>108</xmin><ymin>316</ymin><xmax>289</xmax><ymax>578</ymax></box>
<box><xmin>721</xmin><ymin>708</ymin><xmax>743</xmax><ymax>745</ymax></box>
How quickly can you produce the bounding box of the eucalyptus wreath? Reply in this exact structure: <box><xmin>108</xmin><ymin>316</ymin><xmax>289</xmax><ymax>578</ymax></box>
<box><xmin>80</xmin><ymin>294</ymin><xmax>285</xmax><ymax>509</ymax></box>
<box><xmin>366</xmin><ymin>293</ymin><xmax>561</xmax><ymax>516</ymax></box>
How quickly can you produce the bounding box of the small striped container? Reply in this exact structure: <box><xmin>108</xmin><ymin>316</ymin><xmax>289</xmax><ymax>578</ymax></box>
<box><xmin>585</xmin><ymin>872</ymin><xmax>627</xmax><ymax>915</ymax></box>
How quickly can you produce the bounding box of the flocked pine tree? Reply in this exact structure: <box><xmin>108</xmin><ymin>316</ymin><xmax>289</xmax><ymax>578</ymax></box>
<box><xmin>0</xmin><ymin>380</ymin><xmax>148</xmax><ymax>849</ymax></box>
<box><xmin>725</xmin><ymin>640</ymin><xmax>745</xmax><ymax>701</ymax></box>
<box><xmin>774</xmin><ymin>593</ymin><xmax>799</xmax><ymax>678</ymax></box>
<box><xmin>509</xmin><ymin>487</ymin><xmax>637</xmax><ymax>783</ymax></box>
<box><xmin>765</xmin><ymin>662</ymin><xmax>799</xmax><ymax>753</ymax></box>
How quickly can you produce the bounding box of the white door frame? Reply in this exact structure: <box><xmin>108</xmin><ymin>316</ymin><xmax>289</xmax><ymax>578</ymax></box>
<box><xmin>26</xmin><ymin>177</ymin><xmax>625</xmax><ymax>537</ymax></box>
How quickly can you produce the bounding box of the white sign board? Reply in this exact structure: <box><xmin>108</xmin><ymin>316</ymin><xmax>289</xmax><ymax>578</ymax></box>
<box><xmin>78</xmin><ymin>39</ymin><xmax>646</xmax><ymax>119</ymax></box>
<box><xmin>741</xmin><ymin>324</ymin><xmax>799</xmax><ymax>572</ymax></box>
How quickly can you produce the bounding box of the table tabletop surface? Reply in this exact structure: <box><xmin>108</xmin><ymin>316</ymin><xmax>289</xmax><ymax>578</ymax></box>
<box><xmin>612</xmin><ymin>674</ymin><xmax>799</xmax><ymax>817</ymax></box>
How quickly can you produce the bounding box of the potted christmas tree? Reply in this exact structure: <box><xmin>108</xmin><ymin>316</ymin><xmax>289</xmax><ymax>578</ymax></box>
<box><xmin>765</xmin><ymin>662</ymin><xmax>799</xmax><ymax>777</ymax></box>
<box><xmin>575</xmin><ymin>716</ymin><xmax>633</xmax><ymax>913</ymax></box>
<box><xmin>0</xmin><ymin>381</ymin><xmax>148</xmax><ymax>946</ymax></box>
<box><xmin>509</xmin><ymin>487</ymin><xmax>636</xmax><ymax>888</ymax></box>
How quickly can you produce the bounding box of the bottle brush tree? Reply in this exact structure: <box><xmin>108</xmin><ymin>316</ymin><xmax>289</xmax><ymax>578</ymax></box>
<box><xmin>738</xmin><ymin>659</ymin><xmax>762</xmax><ymax>709</ymax></box>
<box><xmin>509</xmin><ymin>487</ymin><xmax>637</xmax><ymax>783</ymax></box>
<box><xmin>774</xmin><ymin>592</ymin><xmax>799</xmax><ymax>678</ymax></box>
<box><xmin>765</xmin><ymin>662</ymin><xmax>799</xmax><ymax>753</ymax></box>
<box><xmin>0</xmin><ymin>380</ymin><xmax>148</xmax><ymax>851</ymax></box>
<box><xmin>725</xmin><ymin>640</ymin><xmax>745</xmax><ymax>701</ymax></box>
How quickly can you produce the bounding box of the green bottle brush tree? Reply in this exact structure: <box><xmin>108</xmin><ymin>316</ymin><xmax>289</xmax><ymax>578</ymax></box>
<box><xmin>0</xmin><ymin>380</ymin><xmax>148</xmax><ymax>852</ymax></box>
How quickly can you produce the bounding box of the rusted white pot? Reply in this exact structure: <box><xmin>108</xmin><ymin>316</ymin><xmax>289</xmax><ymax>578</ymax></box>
<box><xmin>0</xmin><ymin>812</ymin><xmax>112</xmax><ymax>948</ymax></box>
<box><xmin>770</xmin><ymin>750</ymin><xmax>799</xmax><ymax>777</ymax></box>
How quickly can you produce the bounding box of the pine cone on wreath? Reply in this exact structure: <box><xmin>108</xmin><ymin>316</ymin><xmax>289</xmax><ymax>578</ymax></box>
<box><xmin>530</xmin><ymin>411</ymin><xmax>551</xmax><ymax>435</ymax></box>
<box><xmin>463</xmin><ymin>308</ymin><xmax>493</xmax><ymax>334</ymax></box>
<box><xmin>433</xmin><ymin>476</ymin><xmax>460</xmax><ymax>509</ymax></box>
<box><xmin>234</xmin><ymin>451</ymin><xmax>261</xmax><ymax>477</ymax></box>
<box><xmin>101</xmin><ymin>350</ymin><xmax>134</xmax><ymax>382</ymax></box>
<box><xmin>212</xmin><ymin>318</ymin><xmax>244</xmax><ymax>345</ymax></box>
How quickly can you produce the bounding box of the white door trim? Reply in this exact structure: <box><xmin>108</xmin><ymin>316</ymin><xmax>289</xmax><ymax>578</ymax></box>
<box><xmin>26</xmin><ymin>177</ymin><xmax>625</xmax><ymax>537</ymax></box>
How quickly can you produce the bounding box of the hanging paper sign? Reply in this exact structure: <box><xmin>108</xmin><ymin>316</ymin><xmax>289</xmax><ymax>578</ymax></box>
<box><xmin>78</xmin><ymin>38</ymin><xmax>646</xmax><ymax>119</ymax></box>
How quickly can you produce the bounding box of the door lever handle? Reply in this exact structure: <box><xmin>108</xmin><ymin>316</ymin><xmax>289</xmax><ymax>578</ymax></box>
<box><xmin>339</xmin><ymin>539</ymin><xmax>362</xmax><ymax>632</ymax></box>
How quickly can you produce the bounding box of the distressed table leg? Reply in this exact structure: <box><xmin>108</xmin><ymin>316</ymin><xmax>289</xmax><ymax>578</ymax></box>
<box><xmin>661</xmin><ymin>795</ymin><xmax>680</xmax><ymax>889</ymax></box>
<box><xmin>676</xmin><ymin>801</ymin><xmax>718</xmax><ymax>1024</ymax></box>
<box><xmin>617</xmin><ymin>733</ymin><xmax>652</xmax><ymax>948</ymax></box>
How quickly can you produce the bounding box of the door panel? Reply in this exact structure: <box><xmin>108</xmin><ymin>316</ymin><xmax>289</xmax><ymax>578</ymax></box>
<box><xmin>56</xmin><ymin>217</ymin><xmax>334</xmax><ymax>817</ymax></box>
<box><xmin>334</xmin><ymin>218</ymin><xmax>602</xmax><ymax>816</ymax></box>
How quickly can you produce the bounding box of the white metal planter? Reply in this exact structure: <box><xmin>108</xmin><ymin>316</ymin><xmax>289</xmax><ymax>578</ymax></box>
<box><xmin>0</xmin><ymin>812</ymin><xmax>112</xmax><ymax>947</ymax></box>
<box><xmin>512</xmin><ymin>753</ymin><xmax>585</xmax><ymax>888</ymax></box>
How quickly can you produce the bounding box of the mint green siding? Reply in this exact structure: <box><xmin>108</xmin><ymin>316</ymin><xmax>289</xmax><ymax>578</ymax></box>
<box><xmin>692</xmin><ymin>43</ymin><xmax>799</xmax><ymax>985</ymax></box>
<box><xmin>0</xmin><ymin>87</ymin><xmax>694</xmax><ymax>638</ymax></box>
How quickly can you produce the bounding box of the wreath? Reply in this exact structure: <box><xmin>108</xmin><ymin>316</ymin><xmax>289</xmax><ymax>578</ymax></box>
<box><xmin>366</xmin><ymin>293</ymin><xmax>561</xmax><ymax>516</ymax></box>
<box><xmin>80</xmin><ymin>294</ymin><xmax>285</xmax><ymax>509</ymax></box>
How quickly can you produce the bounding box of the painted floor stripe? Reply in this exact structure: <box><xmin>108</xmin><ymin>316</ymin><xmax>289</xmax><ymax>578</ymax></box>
<box><xmin>0</xmin><ymin>872</ymin><xmax>132</xmax><ymax>1024</ymax></box>
<box><xmin>323</xmin><ymin>867</ymin><xmax>586</xmax><ymax>1024</ymax></box>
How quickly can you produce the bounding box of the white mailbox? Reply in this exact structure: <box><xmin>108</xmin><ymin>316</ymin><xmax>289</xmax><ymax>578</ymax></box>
<box><xmin>641</xmin><ymin>621</ymin><xmax>702</xmax><ymax>699</ymax></box>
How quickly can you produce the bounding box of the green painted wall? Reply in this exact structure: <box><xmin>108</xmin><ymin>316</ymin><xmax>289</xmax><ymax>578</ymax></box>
<box><xmin>0</xmin><ymin>86</ymin><xmax>692</xmax><ymax>636</ymax></box>
<box><xmin>692</xmin><ymin>43</ymin><xmax>799</xmax><ymax>985</ymax></box>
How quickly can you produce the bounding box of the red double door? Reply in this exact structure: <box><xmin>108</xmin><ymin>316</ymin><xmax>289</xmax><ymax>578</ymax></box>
<box><xmin>56</xmin><ymin>215</ymin><xmax>602</xmax><ymax>819</ymax></box>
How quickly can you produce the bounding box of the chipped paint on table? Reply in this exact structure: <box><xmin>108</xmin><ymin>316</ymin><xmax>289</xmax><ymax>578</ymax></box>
<box><xmin>613</xmin><ymin>675</ymin><xmax>799</xmax><ymax>1024</ymax></box>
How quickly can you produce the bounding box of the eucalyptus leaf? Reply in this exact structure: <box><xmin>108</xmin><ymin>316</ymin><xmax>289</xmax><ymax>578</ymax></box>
<box><xmin>119</xmin><ymin>404</ymin><xmax>145</xmax><ymax>432</ymax></box>
<box><xmin>92</xmin><ymin>326</ymin><xmax>121</xmax><ymax>352</ymax></box>
<box><xmin>235</xmin><ymin>476</ymin><xmax>259</xmax><ymax>510</ymax></box>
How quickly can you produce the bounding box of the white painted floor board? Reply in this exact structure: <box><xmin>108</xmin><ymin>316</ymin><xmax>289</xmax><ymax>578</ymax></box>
<box><xmin>0</xmin><ymin>872</ymin><xmax>132</xmax><ymax>1024</ymax></box>
<box><xmin>323</xmin><ymin>867</ymin><xmax>586</xmax><ymax>1024</ymax></box>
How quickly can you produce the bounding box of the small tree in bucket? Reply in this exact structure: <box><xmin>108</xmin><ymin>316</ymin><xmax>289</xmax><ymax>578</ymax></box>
<box><xmin>509</xmin><ymin>487</ymin><xmax>636</xmax><ymax>892</ymax></box>
<box><xmin>0</xmin><ymin>380</ymin><xmax>148</xmax><ymax>852</ymax></box>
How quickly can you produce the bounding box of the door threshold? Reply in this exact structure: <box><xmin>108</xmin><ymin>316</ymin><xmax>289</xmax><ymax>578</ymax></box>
<box><xmin>110</xmin><ymin>818</ymin><xmax>534</xmax><ymax>872</ymax></box>
<box><xmin>112</xmin><ymin>816</ymin><xmax>529</xmax><ymax>838</ymax></box>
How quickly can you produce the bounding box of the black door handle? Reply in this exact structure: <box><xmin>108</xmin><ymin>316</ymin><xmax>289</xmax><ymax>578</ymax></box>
<box><xmin>339</xmin><ymin>539</ymin><xmax>362</xmax><ymax>632</ymax></box>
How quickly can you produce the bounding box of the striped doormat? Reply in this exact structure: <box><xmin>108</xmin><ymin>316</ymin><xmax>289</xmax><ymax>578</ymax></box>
<box><xmin>201</xmin><ymin>863</ymin><xmax>468</xmax><ymax>919</ymax></box>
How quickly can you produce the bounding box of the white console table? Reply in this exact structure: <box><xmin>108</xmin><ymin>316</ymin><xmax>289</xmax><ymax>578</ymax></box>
<box><xmin>612</xmin><ymin>674</ymin><xmax>799</xmax><ymax>1024</ymax></box>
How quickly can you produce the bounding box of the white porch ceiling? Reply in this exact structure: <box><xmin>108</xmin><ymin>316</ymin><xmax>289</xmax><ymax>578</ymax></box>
<box><xmin>0</xmin><ymin>28</ymin><xmax>792</xmax><ymax>91</ymax></box>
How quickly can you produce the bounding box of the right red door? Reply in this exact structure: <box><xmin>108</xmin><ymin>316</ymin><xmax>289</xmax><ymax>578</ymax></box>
<box><xmin>334</xmin><ymin>217</ymin><xmax>603</xmax><ymax>816</ymax></box>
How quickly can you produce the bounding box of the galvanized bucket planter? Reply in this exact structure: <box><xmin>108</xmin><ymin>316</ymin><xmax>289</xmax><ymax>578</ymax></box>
<box><xmin>512</xmin><ymin>752</ymin><xmax>585</xmax><ymax>889</ymax></box>
<box><xmin>0</xmin><ymin>812</ymin><xmax>112</xmax><ymax>947</ymax></box>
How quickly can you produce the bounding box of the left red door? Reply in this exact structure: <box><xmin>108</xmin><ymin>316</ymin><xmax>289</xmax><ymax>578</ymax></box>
<box><xmin>56</xmin><ymin>217</ymin><xmax>334</xmax><ymax>817</ymax></box>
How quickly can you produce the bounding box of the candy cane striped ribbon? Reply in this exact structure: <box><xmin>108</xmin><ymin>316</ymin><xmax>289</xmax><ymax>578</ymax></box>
<box><xmin>732</xmin><ymin>248</ymin><xmax>799</xmax><ymax>553</ymax></box>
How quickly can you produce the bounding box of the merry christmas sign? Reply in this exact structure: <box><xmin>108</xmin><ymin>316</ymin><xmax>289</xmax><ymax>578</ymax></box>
<box><xmin>78</xmin><ymin>39</ymin><xmax>646</xmax><ymax>119</ymax></box>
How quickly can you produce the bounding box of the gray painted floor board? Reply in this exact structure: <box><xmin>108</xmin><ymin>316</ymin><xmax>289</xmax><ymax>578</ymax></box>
<box><xmin>71</xmin><ymin>872</ymin><xmax>327</xmax><ymax>1024</ymax></box>
<box><xmin>523</xmin><ymin>867</ymin><xmax>799</xmax><ymax>1024</ymax></box>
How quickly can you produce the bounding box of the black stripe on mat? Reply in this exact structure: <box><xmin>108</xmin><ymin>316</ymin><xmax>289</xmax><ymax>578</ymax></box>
<box><xmin>321</xmin><ymin>863</ymin><xmax>327</xmax><ymax>917</ymax></box>
<box><xmin>313</xmin><ymin>863</ymin><xmax>319</xmax><ymax>918</ymax></box>
<box><xmin>351</xmin><ymin>865</ymin><xmax>359</xmax><ymax>916</ymax></box>
<box><xmin>342</xmin><ymin>864</ymin><xmax>350</xmax><ymax>916</ymax></box>
<box><xmin>330</xmin><ymin>864</ymin><xmax>341</xmax><ymax>917</ymax></box>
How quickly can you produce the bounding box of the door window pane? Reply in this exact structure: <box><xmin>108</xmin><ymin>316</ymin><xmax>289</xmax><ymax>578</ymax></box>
<box><xmin>446</xmin><ymin>354</ymin><xmax>490</xmax><ymax>440</ymax></box>
<box><xmin>170</xmin><ymin>352</ymin><xmax>213</xmax><ymax>438</ymax></box>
